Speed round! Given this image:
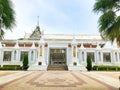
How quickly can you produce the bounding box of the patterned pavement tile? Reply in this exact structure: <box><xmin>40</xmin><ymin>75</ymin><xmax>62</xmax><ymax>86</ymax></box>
<box><xmin>0</xmin><ymin>71</ymin><xmax>118</xmax><ymax>90</ymax></box>
<box><xmin>95</xmin><ymin>72</ymin><xmax>120</xmax><ymax>79</ymax></box>
<box><xmin>0</xmin><ymin>71</ymin><xmax>17</xmax><ymax>77</ymax></box>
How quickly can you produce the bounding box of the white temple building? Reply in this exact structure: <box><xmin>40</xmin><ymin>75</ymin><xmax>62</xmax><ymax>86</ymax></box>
<box><xmin>0</xmin><ymin>24</ymin><xmax>120</xmax><ymax>71</ymax></box>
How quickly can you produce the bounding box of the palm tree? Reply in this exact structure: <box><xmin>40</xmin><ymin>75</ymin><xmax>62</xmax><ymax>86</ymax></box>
<box><xmin>0</xmin><ymin>0</ymin><xmax>15</xmax><ymax>39</ymax></box>
<box><xmin>93</xmin><ymin>0</ymin><xmax>120</xmax><ymax>43</ymax></box>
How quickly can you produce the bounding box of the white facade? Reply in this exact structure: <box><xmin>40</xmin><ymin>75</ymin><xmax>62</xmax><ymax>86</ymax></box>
<box><xmin>0</xmin><ymin>34</ymin><xmax>120</xmax><ymax>71</ymax></box>
<box><xmin>0</xmin><ymin>26</ymin><xmax>120</xmax><ymax>71</ymax></box>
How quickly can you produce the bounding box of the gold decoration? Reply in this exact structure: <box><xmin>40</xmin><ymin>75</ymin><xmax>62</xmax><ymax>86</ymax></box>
<box><xmin>73</xmin><ymin>46</ymin><xmax>76</xmax><ymax>57</ymax></box>
<box><xmin>40</xmin><ymin>46</ymin><xmax>42</xmax><ymax>56</ymax></box>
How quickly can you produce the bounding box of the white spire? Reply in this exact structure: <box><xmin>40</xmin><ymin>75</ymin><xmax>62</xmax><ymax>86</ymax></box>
<box><xmin>14</xmin><ymin>40</ymin><xmax>19</xmax><ymax>48</ymax></box>
<box><xmin>31</xmin><ymin>41</ymin><xmax>36</xmax><ymax>48</ymax></box>
<box><xmin>81</xmin><ymin>43</ymin><xmax>84</xmax><ymax>48</ymax></box>
<box><xmin>103</xmin><ymin>38</ymin><xmax>118</xmax><ymax>49</ymax></box>
<box><xmin>37</xmin><ymin>16</ymin><xmax>39</xmax><ymax>26</ymax></box>
<box><xmin>103</xmin><ymin>41</ymin><xmax>112</xmax><ymax>49</ymax></box>
<box><xmin>96</xmin><ymin>43</ymin><xmax>100</xmax><ymax>49</ymax></box>
<box><xmin>112</xmin><ymin>38</ymin><xmax>118</xmax><ymax>49</ymax></box>
<box><xmin>71</xmin><ymin>35</ymin><xmax>77</xmax><ymax>45</ymax></box>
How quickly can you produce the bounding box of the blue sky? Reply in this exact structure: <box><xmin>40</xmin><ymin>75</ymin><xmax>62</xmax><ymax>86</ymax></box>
<box><xmin>5</xmin><ymin>0</ymin><xmax>100</xmax><ymax>39</ymax></box>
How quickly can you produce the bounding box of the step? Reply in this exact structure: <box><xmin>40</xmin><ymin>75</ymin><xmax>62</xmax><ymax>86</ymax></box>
<box><xmin>47</xmin><ymin>65</ymin><xmax>68</xmax><ymax>71</ymax></box>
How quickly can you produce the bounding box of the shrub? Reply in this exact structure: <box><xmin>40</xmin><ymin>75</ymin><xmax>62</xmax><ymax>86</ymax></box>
<box><xmin>3</xmin><ymin>65</ymin><xmax>20</xmax><ymax>67</ymax></box>
<box><xmin>0</xmin><ymin>65</ymin><xmax>21</xmax><ymax>70</ymax></box>
<box><xmin>23</xmin><ymin>54</ymin><xmax>29</xmax><ymax>70</ymax></box>
<box><xmin>92</xmin><ymin>65</ymin><xmax>120</xmax><ymax>71</ymax></box>
<box><xmin>86</xmin><ymin>55</ymin><xmax>92</xmax><ymax>71</ymax></box>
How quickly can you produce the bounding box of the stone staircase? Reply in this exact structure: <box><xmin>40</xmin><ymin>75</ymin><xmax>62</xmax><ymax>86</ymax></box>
<box><xmin>47</xmin><ymin>65</ymin><xmax>68</xmax><ymax>71</ymax></box>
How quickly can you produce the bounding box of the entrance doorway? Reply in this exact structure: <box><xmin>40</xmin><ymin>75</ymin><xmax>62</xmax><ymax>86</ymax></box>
<box><xmin>49</xmin><ymin>49</ymin><xmax>66</xmax><ymax>65</ymax></box>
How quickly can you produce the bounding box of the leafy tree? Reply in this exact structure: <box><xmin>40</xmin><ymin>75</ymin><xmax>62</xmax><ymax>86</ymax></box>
<box><xmin>86</xmin><ymin>55</ymin><xmax>92</xmax><ymax>71</ymax></box>
<box><xmin>0</xmin><ymin>0</ymin><xmax>15</xmax><ymax>39</ymax></box>
<box><xmin>93</xmin><ymin>0</ymin><xmax>120</xmax><ymax>43</ymax></box>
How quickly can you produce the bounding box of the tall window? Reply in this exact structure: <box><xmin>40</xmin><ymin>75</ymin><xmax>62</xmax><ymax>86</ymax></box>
<box><xmin>103</xmin><ymin>53</ymin><xmax>111</xmax><ymax>62</ymax></box>
<box><xmin>3</xmin><ymin>51</ymin><xmax>12</xmax><ymax>61</ymax></box>
<box><xmin>87</xmin><ymin>52</ymin><xmax>95</xmax><ymax>62</ymax></box>
<box><xmin>20</xmin><ymin>51</ymin><xmax>28</xmax><ymax>61</ymax></box>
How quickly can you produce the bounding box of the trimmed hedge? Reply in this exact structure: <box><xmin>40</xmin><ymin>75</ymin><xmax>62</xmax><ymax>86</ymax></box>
<box><xmin>93</xmin><ymin>65</ymin><xmax>120</xmax><ymax>71</ymax></box>
<box><xmin>23</xmin><ymin>54</ymin><xmax>29</xmax><ymax>70</ymax></box>
<box><xmin>86</xmin><ymin>55</ymin><xmax>92</xmax><ymax>71</ymax></box>
<box><xmin>0</xmin><ymin>65</ymin><xmax>21</xmax><ymax>70</ymax></box>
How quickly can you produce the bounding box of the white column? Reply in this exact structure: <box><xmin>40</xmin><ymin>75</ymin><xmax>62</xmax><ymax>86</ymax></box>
<box><xmin>29</xmin><ymin>50</ymin><xmax>35</xmax><ymax>64</ymax></box>
<box><xmin>44</xmin><ymin>46</ymin><xmax>48</xmax><ymax>65</ymax></box>
<box><xmin>94</xmin><ymin>51</ymin><xmax>97</xmax><ymax>64</ymax></box>
<box><xmin>71</xmin><ymin>45</ymin><xmax>74</xmax><ymax>65</ymax></box>
<box><xmin>34</xmin><ymin>49</ymin><xmax>37</xmax><ymax>63</ymax></box>
<box><xmin>117</xmin><ymin>52</ymin><xmax>119</xmax><ymax>63</ymax></box>
<box><xmin>81</xmin><ymin>51</ymin><xmax>84</xmax><ymax>63</ymax></box>
<box><xmin>97</xmin><ymin>50</ymin><xmax>101</xmax><ymax>64</ymax></box>
<box><xmin>67</xmin><ymin>46</ymin><xmax>72</xmax><ymax>65</ymax></box>
<box><xmin>84</xmin><ymin>51</ymin><xmax>87</xmax><ymax>63</ymax></box>
<box><xmin>33</xmin><ymin>50</ymin><xmax>36</xmax><ymax>63</ymax></box>
<box><xmin>100</xmin><ymin>51</ymin><xmax>103</xmax><ymax>64</ymax></box>
<box><xmin>78</xmin><ymin>50</ymin><xmax>81</xmax><ymax>63</ymax></box>
<box><xmin>0</xmin><ymin>49</ymin><xmax>3</xmax><ymax>66</ymax></box>
<box><xmin>112</xmin><ymin>51</ymin><xmax>115</xmax><ymax>64</ymax></box>
<box><xmin>79</xmin><ymin>50</ymin><xmax>82</xmax><ymax>63</ymax></box>
<box><xmin>29</xmin><ymin>50</ymin><xmax>31</xmax><ymax>64</ymax></box>
<box><xmin>11</xmin><ymin>51</ymin><xmax>14</xmax><ymax>63</ymax></box>
<box><xmin>71</xmin><ymin>44</ymin><xmax>79</xmax><ymax>65</ymax></box>
<box><xmin>17</xmin><ymin>50</ymin><xmax>20</xmax><ymax>62</ymax></box>
<box><xmin>95</xmin><ymin>50</ymin><xmax>99</xmax><ymax>64</ymax></box>
<box><xmin>42</xmin><ymin>44</ymin><xmax>45</xmax><ymax>65</ymax></box>
<box><xmin>38</xmin><ymin>44</ymin><xmax>46</xmax><ymax>65</ymax></box>
<box><xmin>47</xmin><ymin>47</ymin><xmax>49</xmax><ymax>65</ymax></box>
<box><xmin>117</xmin><ymin>51</ymin><xmax>120</xmax><ymax>63</ymax></box>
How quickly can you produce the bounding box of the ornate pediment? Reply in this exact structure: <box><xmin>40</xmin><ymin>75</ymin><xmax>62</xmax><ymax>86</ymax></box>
<box><xmin>29</xmin><ymin>26</ymin><xmax>41</xmax><ymax>40</ymax></box>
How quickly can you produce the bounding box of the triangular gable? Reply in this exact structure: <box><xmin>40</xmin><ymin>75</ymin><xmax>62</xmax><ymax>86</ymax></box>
<box><xmin>29</xmin><ymin>26</ymin><xmax>41</xmax><ymax>40</ymax></box>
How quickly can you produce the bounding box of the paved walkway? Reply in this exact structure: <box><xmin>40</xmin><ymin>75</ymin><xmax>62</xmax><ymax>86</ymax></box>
<box><xmin>82</xmin><ymin>72</ymin><xmax>120</xmax><ymax>88</ymax></box>
<box><xmin>0</xmin><ymin>71</ymin><xmax>119</xmax><ymax>90</ymax></box>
